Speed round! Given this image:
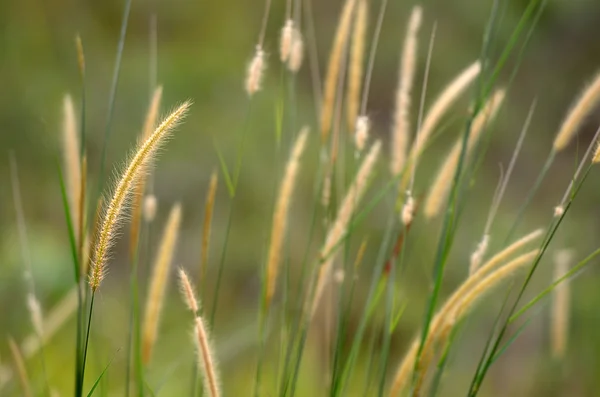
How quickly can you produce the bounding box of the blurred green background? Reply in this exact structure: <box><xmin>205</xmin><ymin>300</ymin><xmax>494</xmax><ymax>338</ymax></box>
<box><xmin>2</xmin><ymin>0</ymin><xmax>600</xmax><ymax>395</ymax></box>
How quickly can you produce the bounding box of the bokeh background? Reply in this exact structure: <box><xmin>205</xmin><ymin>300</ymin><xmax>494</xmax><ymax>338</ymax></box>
<box><xmin>2</xmin><ymin>0</ymin><xmax>600</xmax><ymax>395</ymax></box>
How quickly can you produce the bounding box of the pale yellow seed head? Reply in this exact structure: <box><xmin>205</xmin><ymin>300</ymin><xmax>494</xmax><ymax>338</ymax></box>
<box><xmin>142</xmin><ymin>203</ymin><xmax>182</xmax><ymax>364</ymax></box>
<box><xmin>143</xmin><ymin>194</ymin><xmax>158</xmax><ymax>222</ymax></box>
<box><xmin>469</xmin><ymin>234</ymin><xmax>490</xmax><ymax>275</ymax></box>
<box><xmin>551</xmin><ymin>249</ymin><xmax>573</xmax><ymax>359</ymax></box>
<box><xmin>321</xmin><ymin>0</ymin><xmax>357</xmax><ymax>143</ymax></box>
<box><xmin>346</xmin><ymin>0</ymin><xmax>368</xmax><ymax>131</ymax></box>
<box><xmin>90</xmin><ymin>101</ymin><xmax>190</xmax><ymax>291</ymax></box>
<box><xmin>265</xmin><ymin>128</ymin><xmax>309</xmax><ymax>308</ymax></box>
<box><xmin>592</xmin><ymin>140</ymin><xmax>600</xmax><ymax>163</ymax></box>
<box><xmin>287</xmin><ymin>29</ymin><xmax>305</xmax><ymax>73</ymax></box>
<box><xmin>26</xmin><ymin>294</ymin><xmax>43</xmax><ymax>338</ymax></box>
<box><xmin>194</xmin><ymin>316</ymin><xmax>221</xmax><ymax>397</ymax></box>
<box><xmin>280</xmin><ymin>19</ymin><xmax>294</xmax><ymax>62</ymax></box>
<box><xmin>401</xmin><ymin>192</ymin><xmax>415</xmax><ymax>226</ymax></box>
<box><xmin>245</xmin><ymin>45</ymin><xmax>266</xmax><ymax>96</ymax></box>
<box><xmin>423</xmin><ymin>89</ymin><xmax>505</xmax><ymax>219</ymax></box>
<box><xmin>391</xmin><ymin>5</ymin><xmax>423</xmax><ymax>175</ymax></box>
<box><xmin>178</xmin><ymin>268</ymin><xmax>199</xmax><ymax>314</ymax></box>
<box><xmin>62</xmin><ymin>94</ymin><xmax>81</xmax><ymax>241</ymax></box>
<box><xmin>553</xmin><ymin>71</ymin><xmax>600</xmax><ymax>151</ymax></box>
<box><xmin>310</xmin><ymin>140</ymin><xmax>381</xmax><ymax>318</ymax></box>
<box><xmin>354</xmin><ymin>115</ymin><xmax>370</xmax><ymax>152</ymax></box>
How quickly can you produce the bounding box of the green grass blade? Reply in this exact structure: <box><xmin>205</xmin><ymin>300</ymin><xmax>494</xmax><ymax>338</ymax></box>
<box><xmin>86</xmin><ymin>349</ymin><xmax>120</xmax><ymax>397</ymax></box>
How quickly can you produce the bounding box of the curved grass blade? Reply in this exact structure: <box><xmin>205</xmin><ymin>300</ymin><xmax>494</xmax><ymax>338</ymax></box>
<box><xmin>86</xmin><ymin>349</ymin><xmax>120</xmax><ymax>397</ymax></box>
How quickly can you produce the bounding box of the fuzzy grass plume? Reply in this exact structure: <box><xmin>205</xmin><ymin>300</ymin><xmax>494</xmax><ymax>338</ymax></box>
<box><xmin>129</xmin><ymin>86</ymin><xmax>163</xmax><ymax>260</ymax></box>
<box><xmin>142</xmin><ymin>203</ymin><xmax>182</xmax><ymax>364</ymax></box>
<box><xmin>321</xmin><ymin>0</ymin><xmax>357</xmax><ymax>143</ymax></box>
<box><xmin>391</xmin><ymin>6</ymin><xmax>422</xmax><ymax>175</ymax></box>
<box><xmin>390</xmin><ymin>248</ymin><xmax>539</xmax><ymax>395</ymax></box>
<box><xmin>553</xmin><ymin>70</ymin><xmax>600</xmax><ymax>151</ymax></box>
<box><xmin>265</xmin><ymin>128</ymin><xmax>309</xmax><ymax>309</ymax></box>
<box><xmin>194</xmin><ymin>316</ymin><xmax>221</xmax><ymax>397</ymax></box>
<box><xmin>403</xmin><ymin>61</ymin><xmax>481</xmax><ymax>187</ymax></box>
<box><xmin>346</xmin><ymin>0</ymin><xmax>368</xmax><ymax>132</ymax></box>
<box><xmin>310</xmin><ymin>140</ymin><xmax>381</xmax><ymax>318</ymax></box>
<box><xmin>423</xmin><ymin>89</ymin><xmax>505</xmax><ymax>219</ymax></box>
<box><xmin>89</xmin><ymin>101</ymin><xmax>190</xmax><ymax>291</ymax></box>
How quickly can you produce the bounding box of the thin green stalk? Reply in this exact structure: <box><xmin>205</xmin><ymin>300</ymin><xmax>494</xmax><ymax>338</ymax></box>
<box><xmin>97</xmin><ymin>0</ymin><xmax>133</xmax><ymax>192</ymax></box>
<box><xmin>468</xmin><ymin>165</ymin><xmax>592</xmax><ymax>395</ymax></box>
<box><xmin>79</xmin><ymin>292</ymin><xmax>96</xmax><ymax>397</ymax></box>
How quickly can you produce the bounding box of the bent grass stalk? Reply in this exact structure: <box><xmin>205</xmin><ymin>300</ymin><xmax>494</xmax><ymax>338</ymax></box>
<box><xmin>346</xmin><ymin>0</ymin><xmax>368</xmax><ymax>132</ymax></box>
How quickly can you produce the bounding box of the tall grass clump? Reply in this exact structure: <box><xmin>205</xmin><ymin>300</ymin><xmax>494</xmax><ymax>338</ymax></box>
<box><xmin>6</xmin><ymin>1</ymin><xmax>600</xmax><ymax>397</ymax></box>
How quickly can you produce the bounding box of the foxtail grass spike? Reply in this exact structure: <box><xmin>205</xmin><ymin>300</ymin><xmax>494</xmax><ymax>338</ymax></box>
<box><xmin>142</xmin><ymin>203</ymin><xmax>182</xmax><ymax>364</ymax></box>
<box><xmin>551</xmin><ymin>249</ymin><xmax>573</xmax><ymax>359</ymax></box>
<box><xmin>391</xmin><ymin>6</ymin><xmax>422</xmax><ymax>175</ymax></box>
<box><xmin>245</xmin><ymin>46</ymin><xmax>266</xmax><ymax>96</ymax></box>
<box><xmin>321</xmin><ymin>0</ymin><xmax>357</xmax><ymax>143</ymax></box>
<box><xmin>553</xmin><ymin>71</ymin><xmax>600</xmax><ymax>151</ymax></box>
<box><xmin>178</xmin><ymin>268</ymin><xmax>200</xmax><ymax>314</ymax></box>
<box><xmin>309</xmin><ymin>140</ymin><xmax>381</xmax><ymax>319</ymax></box>
<box><xmin>347</xmin><ymin>0</ymin><xmax>368</xmax><ymax>131</ymax></box>
<box><xmin>403</xmin><ymin>62</ymin><xmax>481</xmax><ymax>187</ymax></box>
<box><xmin>90</xmin><ymin>101</ymin><xmax>190</xmax><ymax>292</ymax></box>
<box><xmin>423</xmin><ymin>89</ymin><xmax>505</xmax><ymax>219</ymax></box>
<box><xmin>194</xmin><ymin>316</ymin><xmax>221</xmax><ymax>397</ymax></box>
<box><xmin>265</xmin><ymin>128</ymin><xmax>309</xmax><ymax>309</ymax></box>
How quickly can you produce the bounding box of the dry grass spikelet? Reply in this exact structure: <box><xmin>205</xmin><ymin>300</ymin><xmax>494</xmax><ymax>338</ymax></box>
<box><xmin>129</xmin><ymin>86</ymin><xmax>163</xmax><ymax>260</ymax></box>
<box><xmin>89</xmin><ymin>101</ymin><xmax>190</xmax><ymax>291</ymax></box>
<box><xmin>245</xmin><ymin>45</ymin><xmax>266</xmax><ymax>96</ymax></box>
<box><xmin>551</xmin><ymin>249</ymin><xmax>573</xmax><ymax>359</ymax></box>
<box><xmin>423</xmin><ymin>89</ymin><xmax>505</xmax><ymax>219</ymax></box>
<box><xmin>321</xmin><ymin>0</ymin><xmax>357</xmax><ymax>143</ymax></box>
<box><xmin>280</xmin><ymin>19</ymin><xmax>294</xmax><ymax>62</ymax></box>
<box><xmin>391</xmin><ymin>5</ymin><xmax>422</xmax><ymax>175</ymax></box>
<box><xmin>62</xmin><ymin>94</ymin><xmax>81</xmax><ymax>241</ymax></box>
<box><xmin>390</xmin><ymin>248</ymin><xmax>539</xmax><ymax>395</ymax></box>
<box><xmin>200</xmin><ymin>171</ymin><xmax>218</xmax><ymax>283</ymax></box>
<box><xmin>75</xmin><ymin>35</ymin><xmax>85</xmax><ymax>76</ymax></box>
<box><xmin>553</xmin><ymin>71</ymin><xmax>600</xmax><ymax>151</ymax></box>
<box><xmin>194</xmin><ymin>316</ymin><xmax>221</xmax><ymax>397</ymax></box>
<box><xmin>142</xmin><ymin>203</ymin><xmax>182</xmax><ymax>365</ymax></box>
<box><xmin>346</xmin><ymin>0</ymin><xmax>368</xmax><ymax>131</ymax></box>
<box><xmin>265</xmin><ymin>128</ymin><xmax>309</xmax><ymax>308</ymax></box>
<box><xmin>143</xmin><ymin>194</ymin><xmax>158</xmax><ymax>222</ymax></box>
<box><xmin>310</xmin><ymin>140</ymin><xmax>381</xmax><ymax>318</ymax></box>
<box><xmin>354</xmin><ymin>115</ymin><xmax>370</xmax><ymax>152</ymax></box>
<box><xmin>401</xmin><ymin>192</ymin><xmax>415</xmax><ymax>226</ymax></box>
<box><xmin>403</xmin><ymin>61</ymin><xmax>481</xmax><ymax>187</ymax></box>
<box><xmin>592</xmin><ymin>136</ymin><xmax>600</xmax><ymax>163</ymax></box>
<box><xmin>178</xmin><ymin>268</ymin><xmax>199</xmax><ymax>314</ymax></box>
<box><xmin>469</xmin><ymin>233</ymin><xmax>490</xmax><ymax>275</ymax></box>
<box><xmin>288</xmin><ymin>30</ymin><xmax>305</xmax><ymax>73</ymax></box>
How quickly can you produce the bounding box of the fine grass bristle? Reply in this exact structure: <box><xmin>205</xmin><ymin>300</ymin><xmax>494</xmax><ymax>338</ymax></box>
<box><xmin>200</xmin><ymin>170</ymin><xmax>218</xmax><ymax>285</ymax></box>
<box><xmin>551</xmin><ymin>249</ymin><xmax>573</xmax><ymax>359</ymax></box>
<box><xmin>194</xmin><ymin>316</ymin><xmax>221</xmax><ymax>397</ymax></box>
<box><xmin>142</xmin><ymin>203</ymin><xmax>182</xmax><ymax>365</ymax></box>
<box><xmin>346</xmin><ymin>0</ymin><xmax>368</xmax><ymax>132</ymax></box>
<box><xmin>62</xmin><ymin>94</ymin><xmax>81</xmax><ymax>242</ymax></box>
<box><xmin>403</xmin><ymin>61</ymin><xmax>481</xmax><ymax>188</ymax></box>
<box><xmin>265</xmin><ymin>127</ymin><xmax>309</xmax><ymax>309</ymax></box>
<box><xmin>423</xmin><ymin>89</ymin><xmax>505</xmax><ymax>219</ymax></box>
<box><xmin>129</xmin><ymin>86</ymin><xmax>164</xmax><ymax>261</ymax></box>
<box><xmin>309</xmin><ymin>140</ymin><xmax>381</xmax><ymax>319</ymax></box>
<box><xmin>90</xmin><ymin>101</ymin><xmax>190</xmax><ymax>291</ymax></box>
<box><xmin>320</xmin><ymin>0</ymin><xmax>357</xmax><ymax>143</ymax></box>
<box><xmin>553</xmin><ymin>70</ymin><xmax>600</xmax><ymax>151</ymax></box>
<box><xmin>178</xmin><ymin>268</ymin><xmax>199</xmax><ymax>314</ymax></box>
<box><xmin>390</xmin><ymin>248</ymin><xmax>539</xmax><ymax>395</ymax></box>
<box><xmin>391</xmin><ymin>5</ymin><xmax>422</xmax><ymax>175</ymax></box>
<box><xmin>8</xmin><ymin>337</ymin><xmax>31</xmax><ymax>397</ymax></box>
